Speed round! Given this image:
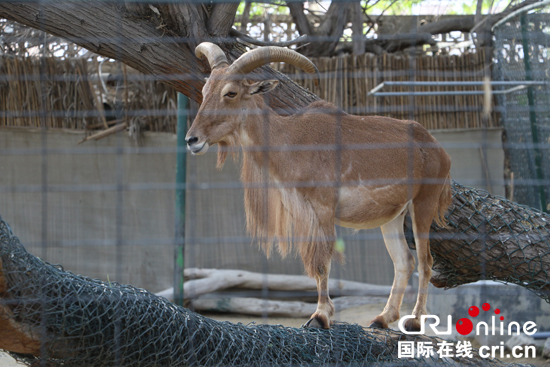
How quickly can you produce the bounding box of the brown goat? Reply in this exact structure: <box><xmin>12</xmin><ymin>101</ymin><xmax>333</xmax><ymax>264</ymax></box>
<box><xmin>186</xmin><ymin>42</ymin><xmax>452</xmax><ymax>331</ymax></box>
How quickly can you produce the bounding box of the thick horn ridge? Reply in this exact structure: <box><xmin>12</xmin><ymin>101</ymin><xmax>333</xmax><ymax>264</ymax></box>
<box><xmin>195</xmin><ymin>42</ymin><xmax>229</xmax><ymax>70</ymax></box>
<box><xmin>227</xmin><ymin>47</ymin><xmax>320</xmax><ymax>86</ymax></box>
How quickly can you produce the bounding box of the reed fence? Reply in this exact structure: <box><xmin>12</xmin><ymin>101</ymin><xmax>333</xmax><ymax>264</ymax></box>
<box><xmin>1</xmin><ymin>50</ymin><xmax>498</xmax><ymax>133</ymax></box>
<box><xmin>277</xmin><ymin>49</ymin><xmax>499</xmax><ymax>130</ymax></box>
<box><xmin>0</xmin><ymin>57</ymin><xmax>177</xmax><ymax>134</ymax></box>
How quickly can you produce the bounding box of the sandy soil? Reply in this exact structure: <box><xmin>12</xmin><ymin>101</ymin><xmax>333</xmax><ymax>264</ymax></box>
<box><xmin>203</xmin><ymin>301</ymin><xmax>412</xmax><ymax>329</ymax></box>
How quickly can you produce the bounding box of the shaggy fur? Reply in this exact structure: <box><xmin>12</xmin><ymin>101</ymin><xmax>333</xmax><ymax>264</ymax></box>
<box><xmin>186</xmin><ymin>65</ymin><xmax>452</xmax><ymax>330</ymax></box>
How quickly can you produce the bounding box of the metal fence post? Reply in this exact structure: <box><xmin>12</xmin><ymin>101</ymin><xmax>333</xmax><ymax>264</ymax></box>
<box><xmin>174</xmin><ymin>92</ymin><xmax>188</xmax><ymax>306</ymax></box>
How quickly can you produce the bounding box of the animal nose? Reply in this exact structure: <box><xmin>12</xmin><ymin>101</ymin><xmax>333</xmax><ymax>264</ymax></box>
<box><xmin>186</xmin><ymin>136</ymin><xmax>199</xmax><ymax>146</ymax></box>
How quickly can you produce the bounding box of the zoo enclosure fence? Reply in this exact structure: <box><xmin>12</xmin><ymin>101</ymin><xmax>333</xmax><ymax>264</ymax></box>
<box><xmin>0</xmin><ymin>2</ymin><xmax>550</xmax><ymax>366</ymax></box>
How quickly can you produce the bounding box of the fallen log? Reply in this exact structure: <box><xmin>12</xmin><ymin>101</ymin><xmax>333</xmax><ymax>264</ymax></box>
<box><xmin>190</xmin><ymin>296</ymin><xmax>388</xmax><ymax>317</ymax></box>
<box><xmin>157</xmin><ymin>268</ymin><xmax>396</xmax><ymax>300</ymax></box>
<box><xmin>0</xmin><ymin>215</ymin><xmax>520</xmax><ymax>366</ymax></box>
<box><xmin>156</xmin><ymin>269</ymin><xmax>396</xmax><ymax>317</ymax></box>
<box><xmin>412</xmin><ymin>182</ymin><xmax>550</xmax><ymax>301</ymax></box>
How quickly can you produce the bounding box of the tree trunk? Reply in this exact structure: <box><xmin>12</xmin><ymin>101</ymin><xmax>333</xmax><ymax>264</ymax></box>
<box><xmin>351</xmin><ymin>1</ymin><xmax>365</xmax><ymax>55</ymax></box>
<box><xmin>239</xmin><ymin>1</ymin><xmax>252</xmax><ymax>32</ymax></box>
<box><xmin>475</xmin><ymin>0</ymin><xmax>483</xmax><ymax>25</ymax></box>
<box><xmin>189</xmin><ymin>295</ymin><xmax>387</xmax><ymax>317</ymax></box>
<box><xmin>408</xmin><ymin>182</ymin><xmax>550</xmax><ymax>301</ymax></box>
<box><xmin>157</xmin><ymin>268</ymin><xmax>394</xmax><ymax>300</ymax></box>
<box><xmin>288</xmin><ymin>1</ymin><xmax>351</xmax><ymax>57</ymax></box>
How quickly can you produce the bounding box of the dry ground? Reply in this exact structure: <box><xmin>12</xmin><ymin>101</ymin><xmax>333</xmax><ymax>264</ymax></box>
<box><xmin>203</xmin><ymin>300</ymin><xmax>411</xmax><ymax>328</ymax></box>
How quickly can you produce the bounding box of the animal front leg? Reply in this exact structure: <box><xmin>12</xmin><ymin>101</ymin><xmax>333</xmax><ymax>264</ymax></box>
<box><xmin>370</xmin><ymin>210</ymin><xmax>415</xmax><ymax>329</ymax></box>
<box><xmin>303</xmin><ymin>262</ymin><xmax>334</xmax><ymax>329</ymax></box>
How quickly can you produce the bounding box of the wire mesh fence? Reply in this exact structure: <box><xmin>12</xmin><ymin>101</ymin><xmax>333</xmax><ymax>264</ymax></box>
<box><xmin>1</xmin><ymin>0</ymin><xmax>550</xmax><ymax>366</ymax></box>
<box><xmin>0</xmin><ymin>213</ymin><xmax>530</xmax><ymax>367</ymax></box>
<box><xmin>493</xmin><ymin>6</ymin><xmax>550</xmax><ymax>212</ymax></box>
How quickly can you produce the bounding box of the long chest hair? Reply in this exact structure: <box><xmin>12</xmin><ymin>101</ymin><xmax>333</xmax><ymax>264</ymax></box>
<box><xmin>239</xmin><ymin>150</ymin><xmax>338</xmax><ymax>277</ymax></box>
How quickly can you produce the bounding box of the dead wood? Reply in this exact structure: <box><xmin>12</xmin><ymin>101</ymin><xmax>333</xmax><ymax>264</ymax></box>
<box><xmin>190</xmin><ymin>295</ymin><xmax>387</xmax><ymax>317</ymax></box>
<box><xmin>156</xmin><ymin>268</ymin><xmax>395</xmax><ymax>300</ymax></box>
<box><xmin>408</xmin><ymin>182</ymin><xmax>550</xmax><ymax>300</ymax></box>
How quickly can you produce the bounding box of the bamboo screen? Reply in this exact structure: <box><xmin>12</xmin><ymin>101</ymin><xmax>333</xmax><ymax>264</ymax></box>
<box><xmin>0</xmin><ymin>57</ymin><xmax>177</xmax><ymax>133</ymax></box>
<box><xmin>277</xmin><ymin>49</ymin><xmax>499</xmax><ymax>130</ymax></box>
<box><xmin>1</xmin><ymin>51</ymin><xmax>497</xmax><ymax>133</ymax></box>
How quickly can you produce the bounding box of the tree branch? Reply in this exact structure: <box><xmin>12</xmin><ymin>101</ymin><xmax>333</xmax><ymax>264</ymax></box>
<box><xmin>0</xmin><ymin>1</ymin><xmax>206</xmax><ymax>100</ymax></box>
<box><xmin>418</xmin><ymin>17</ymin><xmax>476</xmax><ymax>34</ymax></box>
<box><xmin>240</xmin><ymin>1</ymin><xmax>252</xmax><ymax>32</ymax></box>
<box><xmin>293</xmin><ymin>1</ymin><xmax>351</xmax><ymax>57</ymax></box>
<box><xmin>352</xmin><ymin>1</ymin><xmax>365</xmax><ymax>55</ymax></box>
<box><xmin>287</xmin><ymin>1</ymin><xmax>313</xmax><ymax>36</ymax></box>
<box><xmin>0</xmin><ymin>1</ymin><xmax>319</xmax><ymax>112</ymax></box>
<box><xmin>208</xmin><ymin>2</ymin><xmax>240</xmax><ymax>38</ymax></box>
<box><xmin>315</xmin><ymin>1</ymin><xmax>344</xmax><ymax>35</ymax></box>
<box><xmin>230</xmin><ymin>28</ymin><xmax>308</xmax><ymax>47</ymax></box>
<box><xmin>471</xmin><ymin>0</ymin><xmax>541</xmax><ymax>33</ymax></box>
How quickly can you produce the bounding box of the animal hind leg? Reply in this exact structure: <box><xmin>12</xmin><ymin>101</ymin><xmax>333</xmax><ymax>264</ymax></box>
<box><xmin>370</xmin><ymin>208</ymin><xmax>415</xmax><ymax>329</ymax></box>
<box><xmin>405</xmin><ymin>199</ymin><xmax>436</xmax><ymax>332</ymax></box>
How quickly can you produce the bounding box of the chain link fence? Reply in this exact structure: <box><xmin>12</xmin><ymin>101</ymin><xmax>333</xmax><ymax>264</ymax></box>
<box><xmin>0</xmin><ymin>213</ymin><xmax>528</xmax><ymax>367</ymax></box>
<box><xmin>493</xmin><ymin>5</ymin><xmax>550</xmax><ymax>212</ymax></box>
<box><xmin>1</xmin><ymin>1</ymin><xmax>550</xmax><ymax>366</ymax></box>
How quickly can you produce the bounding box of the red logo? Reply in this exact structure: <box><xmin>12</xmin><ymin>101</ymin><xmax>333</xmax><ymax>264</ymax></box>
<box><xmin>456</xmin><ymin>302</ymin><xmax>504</xmax><ymax>335</ymax></box>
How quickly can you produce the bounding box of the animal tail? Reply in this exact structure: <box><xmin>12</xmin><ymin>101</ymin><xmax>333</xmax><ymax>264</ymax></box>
<box><xmin>434</xmin><ymin>174</ymin><xmax>452</xmax><ymax>228</ymax></box>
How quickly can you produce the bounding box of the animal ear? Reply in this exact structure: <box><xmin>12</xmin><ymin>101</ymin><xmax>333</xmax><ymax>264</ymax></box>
<box><xmin>247</xmin><ymin>80</ymin><xmax>279</xmax><ymax>95</ymax></box>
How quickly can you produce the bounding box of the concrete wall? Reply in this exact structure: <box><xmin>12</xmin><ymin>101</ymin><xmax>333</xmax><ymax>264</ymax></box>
<box><xmin>1</xmin><ymin>128</ymin><xmax>178</xmax><ymax>292</ymax></box>
<box><xmin>0</xmin><ymin>127</ymin><xmax>505</xmax><ymax>293</ymax></box>
<box><xmin>431</xmin><ymin>128</ymin><xmax>505</xmax><ymax>197</ymax></box>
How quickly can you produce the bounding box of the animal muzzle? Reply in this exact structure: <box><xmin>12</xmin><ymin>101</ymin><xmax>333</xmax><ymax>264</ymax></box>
<box><xmin>185</xmin><ymin>136</ymin><xmax>210</xmax><ymax>155</ymax></box>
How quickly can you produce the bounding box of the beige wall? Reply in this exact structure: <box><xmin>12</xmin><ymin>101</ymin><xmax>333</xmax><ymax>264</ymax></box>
<box><xmin>0</xmin><ymin>127</ymin><xmax>505</xmax><ymax>292</ymax></box>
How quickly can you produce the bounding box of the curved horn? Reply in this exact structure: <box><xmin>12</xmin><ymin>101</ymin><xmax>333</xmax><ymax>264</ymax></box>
<box><xmin>227</xmin><ymin>47</ymin><xmax>320</xmax><ymax>86</ymax></box>
<box><xmin>195</xmin><ymin>42</ymin><xmax>229</xmax><ymax>70</ymax></box>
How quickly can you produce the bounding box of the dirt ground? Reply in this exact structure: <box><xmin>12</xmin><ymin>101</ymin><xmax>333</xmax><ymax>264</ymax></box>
<box><xmin>203</xmin><ymin>300</ymin><xmax>411</xmax><ymax>329</ymax></box>
<box><xmin>1</xmin><ymin>303</ymin><xmax>547</xmax><ymax>366</ymax></box>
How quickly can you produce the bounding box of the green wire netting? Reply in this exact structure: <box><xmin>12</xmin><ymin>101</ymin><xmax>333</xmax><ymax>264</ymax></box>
<box><xmin>416</xmin><ymin>182</ymin><xmax>550</xmax><ymax>302</ymax></box>
<box><xmin>0</xmin><ymin>208</ymin><xmax>531</xmax><ymax>367</ymax></box>
<box><xmin>493</xmin><ymin>9</ymin><xmax>550</xmax><ymax>212</ymax></box>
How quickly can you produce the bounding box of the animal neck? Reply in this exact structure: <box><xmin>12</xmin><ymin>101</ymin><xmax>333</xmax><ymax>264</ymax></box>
<box><xmin>240</xmin><ymin>98</ymin><xmax>285</xmax><ymax>147</ymax></box>
<box><xmin>238</xmin><ymin>99</ymin><xmax>288</xmax><ymax>182</ymax></box>
<box><xmin>215</xmin><ymin>97</ymin><xmax>285</xmax><ymax>170</ymax></box>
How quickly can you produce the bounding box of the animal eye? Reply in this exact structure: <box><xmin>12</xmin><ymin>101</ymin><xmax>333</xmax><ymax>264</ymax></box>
<box><xmin>225</xmin><ymin>91</ymin><xmax>237</xmax><ymax>98</ymax></box>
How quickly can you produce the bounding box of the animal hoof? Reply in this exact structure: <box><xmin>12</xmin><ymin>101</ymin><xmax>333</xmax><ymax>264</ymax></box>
<box><xmin>404</xmin><ymin>318</ymin><xmax>421</xmax><ymax>332</ymax></box>
<box><xmin>369</xmin><ymin>316</ymin><xmax>388</xmax><ymax>329</ymax></box>
<box><xmin>368</xmin><ymin>321</ymin><xmax>386</xmax><ymax>329</ymax></box>
<box><xmin>303</xmin><ymin>315</ymin><xmax>329</xmax><ymax>329</ymax></box>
